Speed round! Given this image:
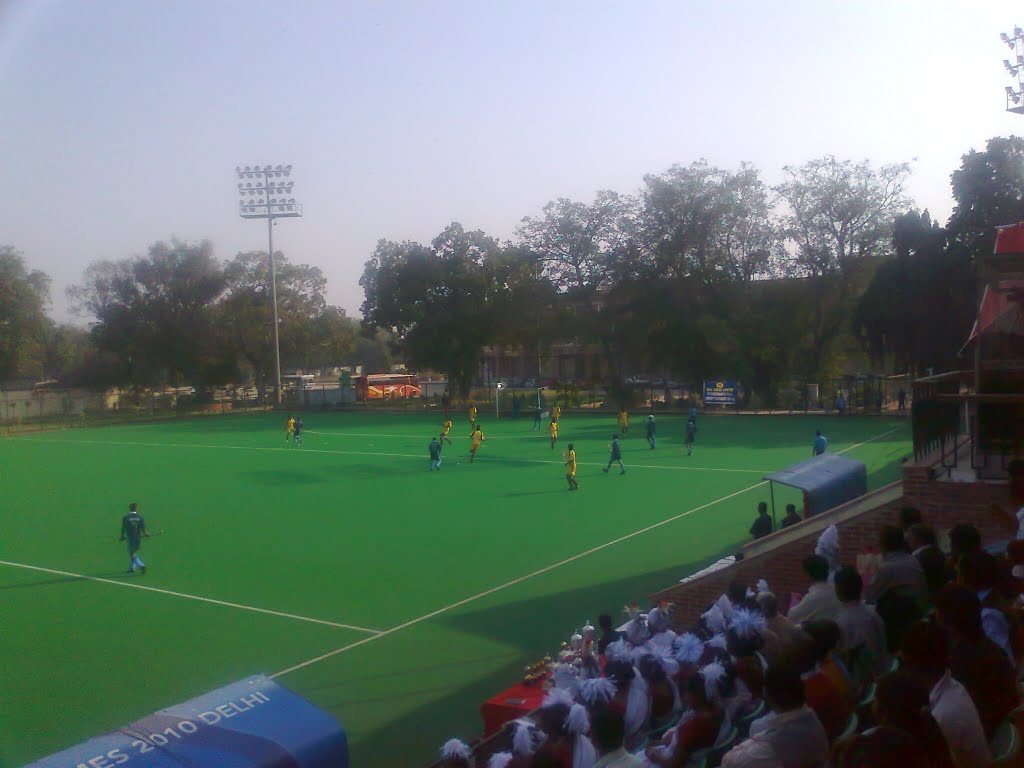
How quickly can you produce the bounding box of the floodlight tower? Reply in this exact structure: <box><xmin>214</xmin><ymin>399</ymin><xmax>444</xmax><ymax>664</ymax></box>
<box><xmin>1000</xmin><ymin>27</ymin><xmax>1024</xmax><ymax>114</ymax></box>
<box><xmin>236</xmin><ymin>164</ymin><xmax>302</xmax><ymax>404</ymax></box>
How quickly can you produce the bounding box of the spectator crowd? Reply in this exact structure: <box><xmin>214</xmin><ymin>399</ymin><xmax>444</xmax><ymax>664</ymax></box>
<box><xmin>438</xmin><ymin>503</ymin><xmax>1024</xmax><ymax>768</ymax></box>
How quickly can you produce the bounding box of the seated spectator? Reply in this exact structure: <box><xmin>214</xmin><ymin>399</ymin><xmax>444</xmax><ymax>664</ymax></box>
<box><xmin>721</xmin><ymin>663</ymin><xmax>829</xmax><ymax>768</ymax></box>
<box><xmin>591</xmin><ymin>707</ymin><xmax>644</xmax><ymax>768</ymax></box>
<box><xmin>867</xmin><ymin>526</ymin><xmax>927</xmax><ymax>652</ymax></box>
<box><xmin>935</xmin><ymin>583</ymin><xmax>1019</xmax><ymax>739</ymax></box>
<box><xmin>727</xmin><ymin>579</ymin><xmax>758</xmax><ymax>612</ymax></box>
<box><xmin>900</xmin><ymin>621</ymin><xmax>991</xmax><ymax>768</ymax></box>
<box><xmin>832</xmin><ymin>669</ymin><xmax>953</xmax><ymax>768</ymax></box>
<box><xmin>950</xmin><ymin>524</ymin><xmax>984</xmax><ymax>577</ymax></box>
<box><xmin>726</xmin><ymin>610</ymin><xmax>768</xmax><ymax>703</ymax></box>
<box><xmin>865</xmin><ymin>525</ymin><xmax>928</xmax><ymax>613</ymax></box>
<box><xmin>750</xmin><ymin>502</ymin><xmax>774</xmax><ymax>540</ymax></box>
<box><xmin>873</xmin><ymin>669</ymin><xmax>954</xmax><ymax>767</ymax></box>
<box><xmin>756</xmin><ymin>591</ymin><xmax>806</xmax><ymax>660</ymax></box>
<box><xmin>795</xmin><ymin>623</ymin><xmax>854</xmax><ymax>741</ymax></box>
<box><xmin>788</xmin><ymin>555</ymin><xmax>841</xmax><ymax>624</ymax></box>
<box><xmin>638</xmin><ymin>654</ymin><xmax>678</xmax><ymax>726</ymax></box>
<box><xmin>898</xmin><ymin>506</ymin><xmax>923</xmax><ymax>532</ymax></box>
<box><xmin>781</xmin><ymin>503</ymin><xmax>802</xmax><ymax>528</ymax></box>
<box><xmin>604</xmin><ymin>660</ymin><xmax>650</xmax><ymax>751</ymax></box>
<box><xmin>834</xmin><ymin>566</ymin><xmax>890</xmax><ymax>685</ymax></box>
<box><xmin>598</xmin><ymin>614</ymin><xmax>622</xmax><ymax>656</ymax></box>
<box><xmin>906</xmin><ymin>523</ymin><xmax>952</xmax><ymax>598</ymax></box>
<box><xmin>644</xmin><ymin>667</ymin><xmax>726</xmax><ymax>768</ymax></box>
<box><xmin>958</xmin><ymin>551</ymin><xmax>1019</xmax><ymax>665</ymax></box>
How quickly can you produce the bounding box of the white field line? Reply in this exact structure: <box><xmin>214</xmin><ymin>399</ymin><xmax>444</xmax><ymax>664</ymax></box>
<box><xmin>0</xmin><ymin>560</ymin><xmax>383</xmax><ymax>635</ymax></box>
<box><xmin>269</xmin><ymin>480</ymin><xmax>768</xmax><ymax>678</ymax></box>
<box><xmin>268</xmin><ymin>423</ymin><xmax>903</xmax><ymax>678</ymax></box>
<box><xmin>3</xmin><ymin>436</ymin><xmax>772</xmax><ymax>474</ymax></box>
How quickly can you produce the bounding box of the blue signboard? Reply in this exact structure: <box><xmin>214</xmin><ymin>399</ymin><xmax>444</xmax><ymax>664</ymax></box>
<box><xmin>25</xmin><ymin>675</ymin><xmax>348</xmax><ymax>768</ymax></box>
<box><xmin>704</xmin><ymin>380</ymin><xmax>738</xmax><ymax>406</ymax></box>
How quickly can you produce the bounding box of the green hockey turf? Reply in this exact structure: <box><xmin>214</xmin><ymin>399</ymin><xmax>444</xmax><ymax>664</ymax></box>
<box><xmin>0</xmin><ymin>411</ymin><xmax>910</xmax><ymax>767</ymax></box>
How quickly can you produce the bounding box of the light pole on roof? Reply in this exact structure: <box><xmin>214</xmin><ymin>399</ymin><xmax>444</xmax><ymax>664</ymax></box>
<box><xmin>236</xmin><ymin>164</ymin><xmax>302</xmax><ymax>404</ymax></box>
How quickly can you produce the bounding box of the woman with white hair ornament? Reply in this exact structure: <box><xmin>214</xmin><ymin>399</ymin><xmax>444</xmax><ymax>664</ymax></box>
<box><xmin>537</xmin><ymin>693</ymin><xmax>598</xmax><ymax>768</ymax></box>
<box><xmin>641</xmin><ymin>662</ymin><xmax>729</xmax><ymax>767</ymax></box>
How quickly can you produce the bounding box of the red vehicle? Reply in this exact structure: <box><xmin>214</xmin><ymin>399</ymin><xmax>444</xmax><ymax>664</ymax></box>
<box><xmin>354</xmin><ymin>373</ymin><xmax>421</xmax><ymax>400</ymax></box>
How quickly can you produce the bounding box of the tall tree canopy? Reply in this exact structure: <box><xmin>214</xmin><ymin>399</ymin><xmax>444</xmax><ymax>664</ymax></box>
<box><xmin>0</xmin><ymin>246</ymin><xmax>51</xmax><ymax>380</ymax></box>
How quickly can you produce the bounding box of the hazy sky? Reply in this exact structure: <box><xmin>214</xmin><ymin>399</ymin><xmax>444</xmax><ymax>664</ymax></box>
<box><xmin>1</xmin><ymin>0</ymin><xmax>1021</xmax><ymax>322</ymax></box>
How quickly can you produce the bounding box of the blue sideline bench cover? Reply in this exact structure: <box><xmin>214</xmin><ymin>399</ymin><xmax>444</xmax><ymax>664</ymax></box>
<box><xmin>764</xmin><ymin>454</ymin><xmax>868</xmax><ymax>517</ymax></box>
<box><xmin>24</xmin><ymin>675</ymin><xmax>348</xmax><ymax>768</ymax></box>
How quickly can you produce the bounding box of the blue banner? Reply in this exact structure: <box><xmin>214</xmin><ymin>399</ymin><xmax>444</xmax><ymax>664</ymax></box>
<box><xmin>704</xmin><ymin>380</ymin><xmax>738</xmax><ymax>405</ymax></box>
<box><xmin>25</xmin><ymin>675</ymin><xmax>347</xmax><ymax>768</ymax></box>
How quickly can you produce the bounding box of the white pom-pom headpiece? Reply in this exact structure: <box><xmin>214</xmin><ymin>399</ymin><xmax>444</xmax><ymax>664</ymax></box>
<box><xmin>441</xmin><ymin>739</ymin><xmax>472</xmax><ymax>760</ymax></box>
<box><xmin>512</xmin><ymin>722</ymin><xmax>535</xmax><ymax>756</ymax></box>
<box><xmin>699</xmin><ymin>661</ymin><xmax>727</xmax><ymax>702</ymax></box>
<box><xmin>701</xmin><ymin>604</ymin><xmax>728</xmax><ymax>635</ymax></box>
<box><xmin>756</xmin><ymin>578</ymin><xmax>770</xmax><ymax>594</ymax></box>
<box><xmin>730</xmin><ymin>607</ymin><xmax>767</xmax><ymax>640</ymax></box>
<box><xmin>578</xmin><ymin>676</ymin><xmax>617</xmax><ymax>706</ymax></box>
<box><xmin>488</xmin><ymin>753</ymin><xmax>513</xmax><ymax>768</ymax></box>
<box><xmin>542</xmin><ymin>686</ymin><xmax>576</xmax><ymax>709</ymax></box>
<box><xmin>674</xmin><ymin>632</ymin><xmax>704</xmax><ymax>664</ymax></box>
<box><xmin>565</xmin><ymin>703</ymin><xmax>590</xmax><ymax>735</ymax></box>
<box><xmin>604</xmin><ymin>638</ymin><xmax>630</xmax><ymax>662</ymax></box>
<box><xmin>715</xmin><ymin>594</ymin><xmax>735</xmax><ymax>622</ymax></box>
<box><xmin>705</xmin><ymin>633</ymin><xmax>728</xmax><ymax>650</ymax></box>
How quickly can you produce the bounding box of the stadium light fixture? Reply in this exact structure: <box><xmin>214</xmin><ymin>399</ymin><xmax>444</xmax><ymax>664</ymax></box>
<box><xmin>236</xmin><ymin>163</ymin><xmax>303</xmax><ymax>404</ymax></box>
<box><xmin>1001</xmin><ymin>26</ymin><xmax>1024</xmax><ymax>114</ymax></box>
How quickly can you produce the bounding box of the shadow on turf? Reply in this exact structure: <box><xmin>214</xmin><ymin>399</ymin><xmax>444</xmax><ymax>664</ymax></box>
<box><xmin>342</xmin><ymin>551</ymin><xmax>736</xmax><ymax>767</ymax></box>
<box><xmin>0</xmin><ymin>571</ymin><xmax>128</xmax><ymax>590</ymax></box>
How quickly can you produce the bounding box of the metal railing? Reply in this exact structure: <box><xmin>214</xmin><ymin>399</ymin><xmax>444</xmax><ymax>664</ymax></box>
<box><xmin>911</xmin><ymin>370</ymin><xmax>1024</xmax><ymax>477</ymax></box>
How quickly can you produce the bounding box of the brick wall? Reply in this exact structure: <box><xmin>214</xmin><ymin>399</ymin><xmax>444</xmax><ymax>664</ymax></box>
<box><xmin>652</xmin><ymin>465</ymin><xmax>1015</xmax><ymax>632</ymax></box>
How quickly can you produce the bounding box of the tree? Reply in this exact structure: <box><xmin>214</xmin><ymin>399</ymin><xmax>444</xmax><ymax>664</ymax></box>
<box><xmin>0</xmin><ymin>246</ymin><xmax>51</xmax><ymax>381</ymax></box>
<box><xmin>69</xmin><ymin>240</ymin><xmax>231</xmax><ymax>386</ymax></box>
<box><xmin>636</xmin><ymin>161</ymin><xmax>781</xmax><ymax>283</ymax></box>
<box><xmin>774</xmin><ymin>156</ymin><xmax>913</xmax><ymax>375</ymax></box>
<box><xmin>361</xmin><ymin>223</ymin><xmax>518</xmax><ymax>396</ymax></box>
<box><xmin>221</xmin><ymin>250</ymin><xmax>353</xmax><ymax>391</ymax></box>
<box><xmin>947</xmin><ymin>136</ymin><xmax>1024</xmax><ymax>261</ymax></box>
<box><xmin>515</xmin><ymin>191</ymin><xmax>636</xmax><ymax>296</ymax></box>
<box><xmin>776</xmin><ymin>156</ymin><xmax>912</xmax><ymax>277</ymax></box>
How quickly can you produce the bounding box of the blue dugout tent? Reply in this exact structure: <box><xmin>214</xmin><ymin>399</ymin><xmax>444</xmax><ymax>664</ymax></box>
<box><xmin>764</xmin><ymin>454</ymin><xmax>868</xmax><ymax>525</ymax></box>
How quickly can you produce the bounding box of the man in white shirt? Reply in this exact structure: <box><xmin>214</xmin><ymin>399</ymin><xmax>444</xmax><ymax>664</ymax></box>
<box><xmin>787</xmin><ymin>555</ymin><xmax>841</xmax><ymax>624</ymax></box>
<box><xmin>833</xmin><ymin>566</ymin><xmax>890</xmax><ymax>683</ymax></box>
<box><xmin>721</xmin><ymin>663</ymin><xmax>829</xmax><ymax>768</ymax></box>
<box><xmin>901</xmin><ymin>621</ymin><xmax>991</xmax><ymax>768</ymax></box>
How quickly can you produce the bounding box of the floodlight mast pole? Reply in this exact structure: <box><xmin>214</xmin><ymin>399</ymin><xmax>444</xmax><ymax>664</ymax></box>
<box><xmin>268</xmin><ymin>212</ymin><xmax>282</xmax><ymax>405</ymax></box>
<box><xmin>1001</xmin><ymin>26</ymin><xmax>1024</xmax><ymax>114</ymax></box>
<box><xmin>237</xmin><ymin>164</ymin><xmax>301</xmax><ymax>406</ymax></box>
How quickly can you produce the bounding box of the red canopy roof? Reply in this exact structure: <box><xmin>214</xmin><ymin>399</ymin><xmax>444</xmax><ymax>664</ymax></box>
<box><xmin>995</xmin><ymin>222</ymin><xmax>1024</xmax><ymax>254</ymax></box>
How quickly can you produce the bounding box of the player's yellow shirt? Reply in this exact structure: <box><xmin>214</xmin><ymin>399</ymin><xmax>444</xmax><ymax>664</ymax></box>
<box><xmin>618</xmin><ymin>411</ymin><xmax>629</xmax><ymax>427</ymax></box>
<box><xmin>286</xmin><ymin>418</ymin><xmax>295</xmax><ymax>432</ymax></box>
<box><xmin>470</xmin><ymin>429</ymin><xmax>484</xmax><ymax>448</ymax></box>
<box><xmin>566</xmin><ymin>449</ymin><xmax>577</xmax><ymax>476</ymax></box>
<box><xmin>548</xmin><ymin>421</ymin><xmax>559</xmax><ymax>438</ymax></box>
<box><xmin>552</xmin><ymin>405</ymin><xmax>561</xmax><ymax>420</ymax></box>
<box><xmin>441</xmin><ymin>420</ymin><xmax>452</xmax><ymax>435</ymax></box>
<box><xmin>469</xmin><ymin>406</ymin><xmax>477</xmax><ymax>420</ymax></box>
